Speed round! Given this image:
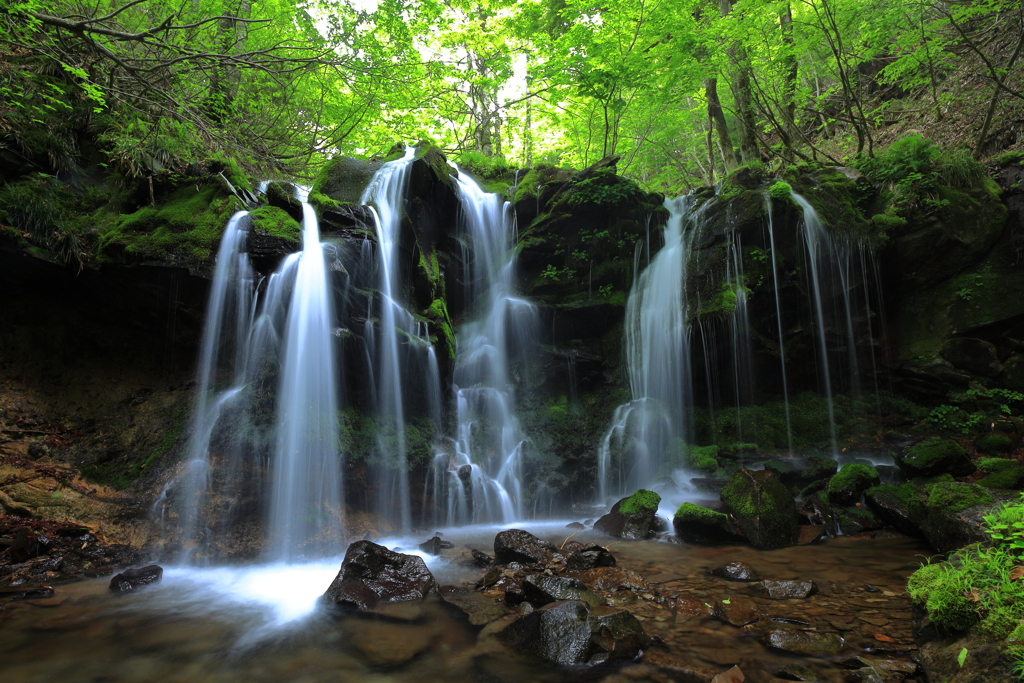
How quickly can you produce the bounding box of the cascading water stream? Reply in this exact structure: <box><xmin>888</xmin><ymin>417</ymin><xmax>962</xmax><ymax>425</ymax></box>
<box><xmin>440</xmin><ymin>167</ymin><xmax>537</xmax><ymax>525</ymax></box>
<box><xmin>267</xmin><ymin>194</ymin><xmax>342</xmax><ymax>561</ymax></box>
<box><xmin>178</xmin><ymin>211</ymin><xmax>254</xmax><ymax>560</ymax></box>
<box><xmin>598</xmin><ymin>195</ymin><xmax>697</xmax><ymax>501</ymax></box>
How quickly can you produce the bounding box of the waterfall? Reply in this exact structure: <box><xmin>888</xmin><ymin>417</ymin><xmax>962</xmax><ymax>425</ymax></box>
<box><xmin>440</xmin><ymin>167</ymin><xmax>537</xmax><ymax>525</ymax></box>
<box><xmin>359</xmin><ymin>147</ymin><xmax>441</xmax><ymax>533</ymax></box>
<box><xmin>178</xmin><ymin>211</ymin><xmax>253</xmax><ymax>561</ymax></box>
<box><xmin>598</xmin><ymin>195</ymin><xmax>697</xmax><ymax>501</ymax></box>
<box><xmin>267</xmin><ymin>196</ymin><xmax>342</xmax><ymax>560</ymax></box>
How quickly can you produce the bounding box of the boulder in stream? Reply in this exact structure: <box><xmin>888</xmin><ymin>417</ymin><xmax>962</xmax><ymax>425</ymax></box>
<box><xmin>522</xmin><ymin>575</ymin><xmax>602</xmax><ymax>607</ymax></box>
<box><xmin>594</xmin><ymin>489</ymin><xmax>662</xmax><ymax>539</ymax></box>
<box><xmin>673</xmin><ymin>503</ymin><xmax>746</xmax><ymax>545</ymax></box>
<box><xmin>321</xmin><ymin>540</ymin><xmax>435</xmax><ymax>610</ymax></box>
<box><xmin>826</xmin><ymin>463</ymin><xmax>881</xmax><ymax>505</ymax></box>
<box><xmin>109</xmin><ymin>565</ymin><xmax>163</xmax><ymax>592</ymax></box>
<box><xmin>498</xmin><ymin>599</ymin><xmax>649</xmax><ymax>666</ymax></box>
<box><xmin>708</xmin><ymin>561</ymin><xmax>762</xmax><ymax>582</ymax></box>
<box><xmin>493</xmin><ymin>529</ymin><xmax>561</xmax><ymax>565</ymax></box>
<box><xmin>748</xmin><ymin>580</ymin><xmax>818</xmax><ymax>599</ymax></box>
<box><xmin>720</xmin><ymin>469</ymin><xmax>798</xmax><ymax>549</ymax></box>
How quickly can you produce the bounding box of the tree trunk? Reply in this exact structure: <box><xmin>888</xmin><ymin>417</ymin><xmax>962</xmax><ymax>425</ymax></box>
<box><xmin>719</xmin><ymin>0</ymin><xmax>760</xmax><ymax>163</ymax></box>
<box><xmin>705</xmin><ymin>77</ymin><xmax>738</xmax><ymax>171</ymax></box>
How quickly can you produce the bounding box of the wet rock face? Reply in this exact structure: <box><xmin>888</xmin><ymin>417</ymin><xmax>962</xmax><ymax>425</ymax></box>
<box><xmin>708</xmin><ymin>561</ymin><xmax>761</xmax><ymax>582</ymax></box>
<box><xmin>498</xmin><ymin>599</ymin><xmax>650</xmax><ymax>666</ymax></box>
<box><xmin>493</xmin><ymin>529</ymin><xmax>561</xmax><ymax>565</ymax></box>
<box><xmin>595</xmin><ymin>489</ymin><xmax>662</xmax><ymax>540</ymax></box>
<box><xmin>109</xmin><ymin>565</ymin><xmax>163</xmax><ymax>592</ymax></box>
<box><xmin>321</xmin><ymin>540</ymin><xmax>435</xmax><ymax>610</ymax></box>
<box><xmin>720</xmin><ymin>469</ymin><xmax>798</xmax><ymax>550</ymax></box>
<box><xmin>418</xmin><ymin>536</ymin><xmax>454</xmax><ymax>555</ymax></box>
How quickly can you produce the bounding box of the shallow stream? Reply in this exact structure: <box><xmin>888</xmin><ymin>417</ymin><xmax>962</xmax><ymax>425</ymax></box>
<box><xmin>0</xmin><ymin>522</ymin><xmax>928</xmax><ymax>683</ymax></box>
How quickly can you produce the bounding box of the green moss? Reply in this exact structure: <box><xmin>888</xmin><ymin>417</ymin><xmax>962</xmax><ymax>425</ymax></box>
<box><xmin>899</xmin><ymin>437</ymin><xmax>971</xmax><ymax>476</ymax></box>
<box><xmin>698</xmin><ymin>281</ymin><xmax>746</xmax><ymax>320</ymax></box>
<box><xmin>308</xmin><ymin>190</ymin><xmax>345</xmax><ymax>213</ymax></box>
<box><xmin>826</xmin><ymin>463</ymin><xmax>880</xmax><ymax>502</ymax></box>
<box><xmin>768</xmin><ymin>180</ymin><xmax>792</xmax><ymax>200</ymax></box>
<box><xmin>907</xmin><ymin>561</ymin><xmax>980</xmax><ymax>632</ymax></box>
<box><xmin>619</xmin><ymin>488</ymin><xmax>661</xmax><ymax>515</ymax></box>
<box><xmin>662</xmin><ymin>439</ymin><xmax>719</xmax><ymax>473</ymax></box>
<box><xmin>674</xmin><ymin>502</ymin><xmax>727</xmax><ymax>523</ymax></box>
<box><xmin>249</xmin><ymin>206</ymin><xmax>301</xmax><ymax>241</ymax></box>
<box><xmin>977</xmin><ymin>457</ymin><xmax>1017</xmax><ymax>473</ymax></box>
<box><xmin>977</xmin><ymin>465</ymin><xmax>1024</xmax><ymax>490</ymax></box>
<box><xmin>975</xmin><ymin>433</ymin><xmax>1014</xmax><ymax>455</ymax></box>
<box><xmin>924</xmin><ymin>481</ymin><xmax>995</xmax><ymax>514</ymax></box>
<box><xmin>997</xmin><ymin>150</ymin><xmax>1024</xmax><ymax>167</ymax></box>
<box><xmin>98</xmin><ymin>184</ymin><xmax>241</xmax><ymax>262</ymax></box>
<box><xmin>562</xmin><ymin>169</ymin><xmax>642</xmax><ymax>208</ymax></box>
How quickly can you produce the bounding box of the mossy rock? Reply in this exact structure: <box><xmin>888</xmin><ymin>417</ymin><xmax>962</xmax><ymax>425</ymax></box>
<box><xmin>98</xmin><ymin>185</ymin><xmax>242</xmax><ymax>263</ymax></box>
<box><xmin>976</xmin><ymin>464</ymin><xmax>1024</xmax><ymax>490</ymax></box>
<box><xmin>919</xmin><ymin>481</ymin><xmax>997</xmax><ymax>553</ymax></box>
<box><xmin>720</xmin><ymin>468</ymin><xmax>798</xmax><ymax>550</ymax></box>
<box><xmin>896</xmin><ymin>437</ymin><xmax>975</xmax><ymax>478</ymax></box>
<box><xmin>312</xmin><ymin>156</ymin><xmax>382</xmax><ymax>203</ymax></box>
<box><xmin>975</xmin><ymin>457</ymin><xmax>1017</xmax><ymax>473</ymax></box>
<box><xmin>764</xmin><ymin>456</ymin><xmax>839</xmax><ymax>496</ymax></box>
<box><xmin>974</xmin><ymin>433</ymin><xmax>1014</xmax><ymax>456</ymax></box>
<box><xmin>672</xmin><ymin>503</ymin><xmax>744</xmax><ymax>545</ymax></box>
<box><xmin>895</xmin><ymin>182</ymin><xmax>1008</xmax><ymax>290</ymax></box>
<box><xmin>864</xmin><ymin>482</ymin><xmax>926</xmax><ymax>537</ymax></box>
<box><xmin>264</xmin><ymin>181</ymin><xmax>303</xmax><ymax>221</ymax></box>
<box><xmin>594</xmin><ymin>489</ymin><xmax>662</xmax><ymax>540</ymax></box>
<box><xmin>249</xmin><ymin>206</ymin><xmax>301</xmax><ymax>243</ymax></box>
<box><xmin>826</xmin><ymin>463</ymin><xmax>881</xmax><ymax>506</ymax></box>
<box><xmin>836</xmin><ymin>504</ymin><xmax>884</xmax><ymax>536</ymax></box>
<box><xmin>908</xmin><ymin>562</ymin><xmax>980</xmax><ymax>633</ymax></box>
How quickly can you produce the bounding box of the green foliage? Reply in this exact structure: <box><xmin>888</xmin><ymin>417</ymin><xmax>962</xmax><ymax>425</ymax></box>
<box><xmin>619</xmin><ymin>488</ymin><xmax>661</xmax><ymax>515</ymax></box>
<box><xmin>862</xmin><ymin>136</ymin><xmax>988</xmax><ymax>217</ymax></box>
<box><xmin>908</xmin><ymin>492</ymin><xmax>1024</xmax><ymax>658</ymax></box>
<box><xmin>982</xmin><ymin>492</ymin><xmax>1024</xmax><ymax>555</ymax></box>
<box><xmin>662</xmin><ymin>439</ymin><xmax>719</xmax><ymax>473</ymax></box>
<box><xmin>0</xmin><ymin>174</ymin><xmax>91</xmax><ymax>270</ymax></box>
<box><xmin>564</xmin><ymin>169</ymin><xmax>640</xmax><ymax>207</ymax></box>
<box><xmin>457</xmin><ymin>150</ymin><xmax>513</xmax><ymax>179</ymax></box>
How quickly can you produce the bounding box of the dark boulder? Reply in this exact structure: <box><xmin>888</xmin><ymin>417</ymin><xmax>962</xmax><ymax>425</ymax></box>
<box><xmin>940</xmin><ymin>337</ymin><xmax>1003</xmax><ymax>377</ymax></box>
<box><xmin>720</xmin><ymin>469</ymin><xmax>798</xmax><ymax>549</ymax></box>
<box><xmin>836</xmin><ymin>506</ymin><xmax>885</xmax><ymax>536</ymax></box>
<box><xmin>565</xmin><ymin>544</ymin><xmax>616</xmax><ymax>570</ymax></box>
<box><xmin>418</xmin><ymin>536</ymin><xmax>454</xmax><ymax>555</ymax></box>
<box><xmin>9</xmin><ymin>527</ymin><xmax>48</xmax><ymax>564</ymax></box>
<box><xmin>498</xmin><ymin>599</ymin><xmax>649</xmax><ymax>666</ymax></box>
<box><xmin>321</xmin><ymin>540</ymin><xmax>435</xmax><ymax>610</ymax></box>
<box><xmin>493</xmin><ymin>529</ymin><xmax>561</xmax><ymax>565</ymax></box>
<box><xmin>522</xmin><ymin>575</ymin><xmax>602</xmax><ymax>607</ymax></box>
<box><xmin>708</xmin><ymin>561</ymin><xmax>762</xmax><ymax>582</ymax></box>
<box><xmin>471</xmin><ymin>549</ymin><xmax>494</xmax><ymax>566</ymax></box>
<box><xmin>673</xmin><ymin>502</ymin><xmax>746</xmax><ymax>545</ymax></box>
<box><xmin>594</xmin><ymin>489</ymin><xmax>662</xmax><ymax>540</ymax></box>
<box><xmin>918</xmin><ymin>482</ymin><xmax>997</xmax><ymax>553</ymax></box>
<box><xmin>895</xmin><ymin>438</ymin><xmax>975</xmax><ymax>478</ymax></box>
<box><xmin>109</xmin><ymin>565</ymin><xmax>163</xmax><ymax>593</ymax></box>
<box><xmin>801</xmin><ymin>492</ymin><xmax>840</xmax><ymax>537</ymax></box>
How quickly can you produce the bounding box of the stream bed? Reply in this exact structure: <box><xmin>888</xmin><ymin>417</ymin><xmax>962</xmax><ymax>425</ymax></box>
<box><xmin>0</xmin><ymin>523</ymin><xmax>928</xmax><ymax>683</ymax></box>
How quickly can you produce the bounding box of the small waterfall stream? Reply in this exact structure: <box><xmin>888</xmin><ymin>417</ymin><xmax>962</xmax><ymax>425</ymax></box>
<box><xmin>438</xmin><ymin>167</ymin><xmax>538</xmax><ymax>525</ymax></box>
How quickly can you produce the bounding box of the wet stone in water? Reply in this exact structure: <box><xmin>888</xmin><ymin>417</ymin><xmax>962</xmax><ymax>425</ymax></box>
<box><xmin>493</xmin><ymin>529</ymin><xmax>561</xmax><ymax>565</ymax></box>
<box><xmin>109</xmin><ymin>565</ymin><xmax>163</xmax><ymax>593</ymax></box>
<box><xmin>418</xmin><ymin>536</ymin><xmax>454</xmax><ymax>555</ymax></box>
<box><xmin>748</xmin><ymin>580</ymin><xmax>818</xmax><ymax>599</ymax></box>
<box><xmin>762</xmin><ymin>629</ymin><xmax>845</xmax><ymax>655</ymax></box>
<box><xmin>321</xmin><ymin>540</ymin><xmax>435</xmax><ymax>611</ymax></box>
<box><xmin>522</xmin><ymin>575</ymin><xmax>603</xmax><ymax>607</ymax></box>
<box><xmin>498</xmin><ymin>599</ymin><xmax>649</xmax><ymax>666</ymax></box>
<box><xmin>708</xmin><ymin>561</ymin><xmax>762</xmax><ymax>582</ymax></box>
<box><xmin>578</xmin><ymin>567</ymin><xmax>650</xmax><ymax>593</ymax></box>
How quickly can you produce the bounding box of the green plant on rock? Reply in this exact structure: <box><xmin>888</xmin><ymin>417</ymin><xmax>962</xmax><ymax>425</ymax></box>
<box><xmin>983</xmin><ymin>492</ymin><xmax>1024</xmax><ymax>556</ymax></box>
